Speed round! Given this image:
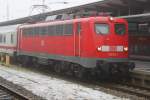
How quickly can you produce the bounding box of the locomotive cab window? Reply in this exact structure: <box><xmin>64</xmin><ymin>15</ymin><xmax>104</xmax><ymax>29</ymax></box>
<box><xmin>95</xmin><ymin>23</ymin><xmax>109</xmax><ymax>35</ymax></box>
<box><xmin>115</xmin><ymin>24</ymin><xmax>126</xmax><ymax>35</ymax></box>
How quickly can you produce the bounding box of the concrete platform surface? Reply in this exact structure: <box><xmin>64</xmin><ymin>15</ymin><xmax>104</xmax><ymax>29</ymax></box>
<box><xmin>133</xmin><ymin>60</ymin><xmax>150</xmax><ymax>72</ymax></box>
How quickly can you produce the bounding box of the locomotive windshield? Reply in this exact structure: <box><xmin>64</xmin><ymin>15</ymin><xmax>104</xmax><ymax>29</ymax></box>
<box><xmin>115</xmin><ymin>24</ymin><xmax>126</xmax><ymax>35</ymax></box>
<box><xmin>95</xmin><ymin>23</ymin><xmax>109</xmax><ymax>35</ymax></box>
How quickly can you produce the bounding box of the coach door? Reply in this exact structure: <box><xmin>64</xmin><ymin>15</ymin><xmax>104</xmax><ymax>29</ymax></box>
<box><xmin>75</xmin><ymin>22</ymin><xmax>81</xmax><ymax>56</ymax></box>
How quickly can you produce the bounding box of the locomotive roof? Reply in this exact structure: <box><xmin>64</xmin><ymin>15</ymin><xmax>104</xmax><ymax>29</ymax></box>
<box><xmin>19</xmin><ymin>16</ymin><xmax>126</xmax><ymax>28</ymax></box>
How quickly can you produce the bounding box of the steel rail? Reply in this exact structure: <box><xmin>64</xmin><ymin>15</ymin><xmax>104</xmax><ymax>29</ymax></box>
<box><xmin>0</xmin><ymin>84</ymin><xmax>29</xmax><ymax>100</ymax></box>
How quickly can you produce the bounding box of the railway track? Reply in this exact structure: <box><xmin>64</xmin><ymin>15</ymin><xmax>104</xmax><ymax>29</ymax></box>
<box><xmin>0</xmin><ymin>88</ymin><xmax>13</xmax><ymax>100</ymax></box>
<box><xmin>1</xmin><ymin>63</ymin><xmax>150</xmax><ymax>99</ymax></box>
<box><xmin>0</xmin><ymin>84</ymin><xmax>29</xmax><ymax>100</ymax></box>
<box><xmin>96</xmin><ymin>82</ymin><xmax>150</xmax><ymax>99</ymax></box>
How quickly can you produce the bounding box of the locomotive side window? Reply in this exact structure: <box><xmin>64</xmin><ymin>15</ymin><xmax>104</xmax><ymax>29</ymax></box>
<box><xmin>39</xmin><ymin>27</ymin><xmax>46</xmax><ymax>36</ymax></box>
<box><xmin>115</xmin><ymin>24</ymin><xmax>126</xmax><ymax>35</ymax></box>
<box><xmin>32</xmin><ymin>28</ymin><xmax>35</xmax><ymax>36</ymax></box>
<box><xmin>35</xmin><ymin>27</ymin><xmax>39</xmax><ymax>35</ymax></box>
<box><xmin>56</xmin><ymin>25</ymin><xmax>63</xmax><ymax>35</ymax></box>
<box><xmin>48</xmin><ymin>25</ymin><xmax>56</xmax><ymax>36</ymax></box>
<box><xmin>23</xmin><ymin>23</ymin><xmax>73</xmax><ymax>36</ymax></box>
<box><xmin>23</xmin><ymin>28</ymin><xmax>28</xmax><ymax>36</ymax></box>
<box><xmin>39</xmin><ymin>27</ymin><xmax>42</xmax><ymax>35</ymax></box>
<box><xmin>29</xmin><ymin>29</ymin><xmax>32</xmax><ymax>35</ymax></box>
<box><xmin>95</xmin><ymin>23</ymin><xmax>109</xmax><ymax>35</ymax></box>
<box><xmin>64</xmin><ymin>24</ymin><xmax>73</xmax><ymax>35</ymax></box>
<box><xmin>25</xmin><ymin>28</ymin><xmax>33</xmax><ymax>36</ymax></box>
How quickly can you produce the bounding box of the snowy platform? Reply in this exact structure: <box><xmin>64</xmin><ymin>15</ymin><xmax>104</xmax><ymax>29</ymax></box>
<box><xmin>133</xmin><ymin>60</ymin><xmax>150</xmax><ymax>72</ymax></box>
<box><xmin>0</xmin><ymin>65</ymin><xmax>128</xmax><ymax>100</ymax></box>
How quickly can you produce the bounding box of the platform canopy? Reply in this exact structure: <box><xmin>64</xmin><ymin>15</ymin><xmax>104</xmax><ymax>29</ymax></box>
<box><xmin>0</xmin><ymin>0</ymin><xmax>150</xmax><ymax>26</ymax></box>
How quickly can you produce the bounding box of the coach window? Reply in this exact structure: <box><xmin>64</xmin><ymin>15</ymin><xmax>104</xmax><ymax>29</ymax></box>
<box><xmin>95</xmin><ymin>23</ymin><xmax>109</xmax><ymax>35</ymax></box>
<box><xmin>0</xmin><ymin>35</ymin><xmax>2</xmax><ymax>43</ymax></box>
<box><xmin>3</xmin><ymin>35</ymin><xmax>6</xmax><ymax>43</ymax></box>
<box><xmin>11</xmin><ymin>34</ymin><xmax>14</xmax><ymax>43</ymax></box>
<box><xmin>115</xmin><ymin>24</ymin><xmax>126</xmax><ymax>35</ymax></box>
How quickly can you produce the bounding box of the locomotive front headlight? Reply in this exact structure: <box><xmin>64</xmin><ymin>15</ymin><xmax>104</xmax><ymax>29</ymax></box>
<box><xmin>109</xmin><ymin>17</ymin><xmax>114</xmax><ymax>21</ymax></box>
<box><xmin>97</xmin><ymin>46</ymin><xmax>102</xmax><ymax>51</ymax></box>
<box><xmin>124</xmin><ymin>47</ymin><xmax>128</xmax><ymax>51</ymax></box>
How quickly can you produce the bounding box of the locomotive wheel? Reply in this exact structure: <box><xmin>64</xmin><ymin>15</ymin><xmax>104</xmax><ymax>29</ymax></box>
<box><xmin>20</xmin><ymin>56</ymin><xmax>33</xmax><ymax>67</ymax></box>
<box><xmin>59</xmin><ymin>61</ymin><xmax>66</xmax><ymax>75</ymax></box>
<box><xmin>64</xmin><ymin>62</ymin><xmax>73</xmax><ymax>76</ymax></box>
<box><xmin>32</xmin><ymin>58</ymin><xmax>40</xmax><ymax>68</ymax></box>
<box><xmin>21</xmin><ymin>56</ymin><xmax>29</xmax><ymax>67</ymax></box>
<box><xmin>54</xmin><ymin>62</ymin><xmax>61</xmax><ymax>73</ymax></box>
<box><xmin>118</xmin><ymin>66</ymin><xmax>129</xmax><ymax>78</ymax></box>
<box><xmin>73</xmin><ymin>65</ymin><xmax>86</xmax><ymax>79</ymax></box>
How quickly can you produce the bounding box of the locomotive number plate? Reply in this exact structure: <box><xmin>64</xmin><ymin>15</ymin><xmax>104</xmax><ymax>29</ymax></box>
<box><xmin>108</xmin><ymin>53</ymin><xmax>118</xmax><ymax>56</ymax></box>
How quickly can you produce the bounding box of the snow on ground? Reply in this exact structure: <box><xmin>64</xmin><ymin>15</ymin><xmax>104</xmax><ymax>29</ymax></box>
<box><xmin>133</xmin><ymin>60</ymin><xmax>150</xmax><ymax>69</ymax></box>
<box><xmin>0</xmin><ymin>65</ymin><xmax>129</xmax><ymax>100</ymax></box>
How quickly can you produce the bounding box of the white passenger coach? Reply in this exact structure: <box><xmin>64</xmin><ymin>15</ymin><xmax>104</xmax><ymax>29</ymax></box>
<box><xmin>0</xmin><ymin>25</ymin><xmax>19</xmax><ymax>55</ymax></box>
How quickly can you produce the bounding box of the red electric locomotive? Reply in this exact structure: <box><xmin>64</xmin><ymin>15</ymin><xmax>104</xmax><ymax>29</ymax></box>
<box><xmin>17</xmin><ymin>16</ymin><xmax>134</xmax><ymax>78</ymax></box>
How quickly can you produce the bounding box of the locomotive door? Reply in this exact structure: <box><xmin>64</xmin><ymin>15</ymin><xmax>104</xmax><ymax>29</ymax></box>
<box><xmin>75</xmin><ymin>22</ymin><xmax>81</xmax><ymax>56</ymax></box>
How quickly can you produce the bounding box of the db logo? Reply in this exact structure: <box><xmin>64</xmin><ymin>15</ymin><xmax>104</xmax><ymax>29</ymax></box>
<box><xmin>41</xmin><ymin>40</ymin><xmax>45</xmax><ymax>46</ymax></box>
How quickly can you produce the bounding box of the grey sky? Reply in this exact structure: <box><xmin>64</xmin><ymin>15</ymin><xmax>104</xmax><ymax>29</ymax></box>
<box><xmin>0</xmin><ymin>0</ymin><xmax>101</xmax><ymax>22</ymax></box>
